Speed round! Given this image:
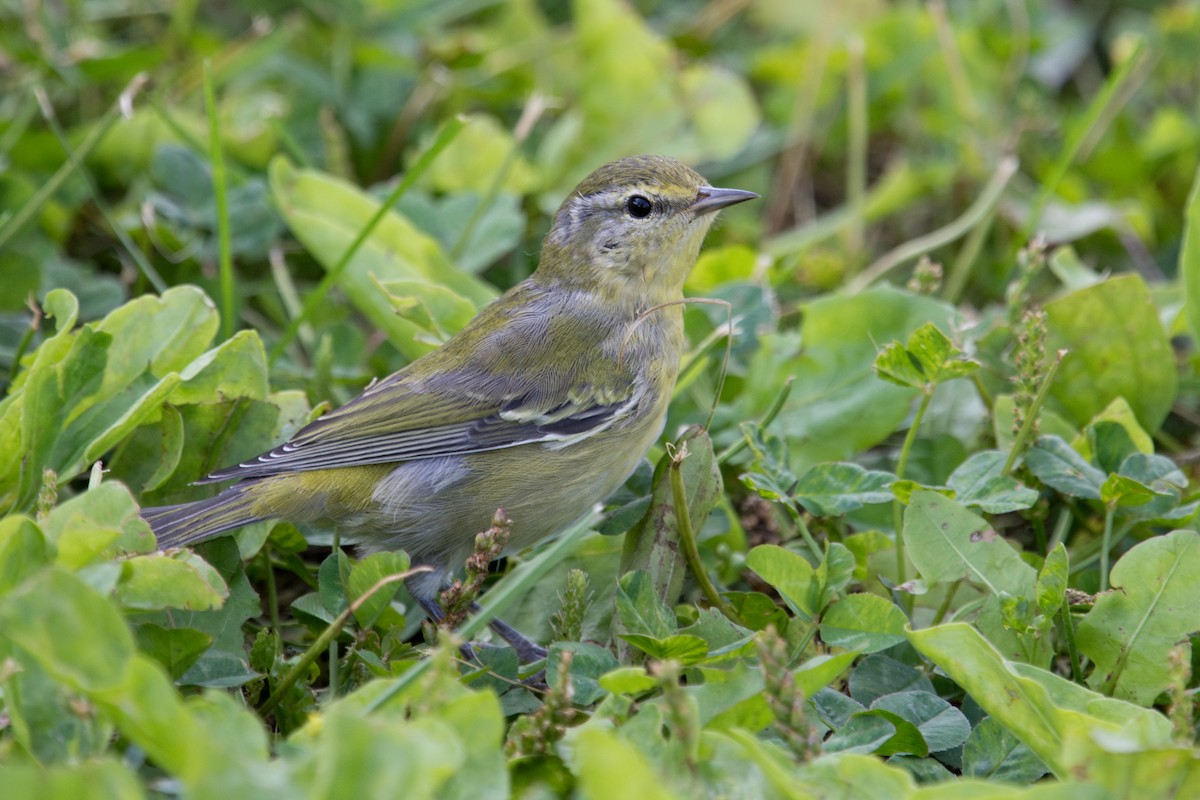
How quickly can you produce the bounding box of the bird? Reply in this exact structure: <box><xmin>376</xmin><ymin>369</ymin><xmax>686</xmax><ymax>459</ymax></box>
<box><xmin>142</xmin><ymin>154</ymin><xmax>758</xmax><ymax>660</ymax></box>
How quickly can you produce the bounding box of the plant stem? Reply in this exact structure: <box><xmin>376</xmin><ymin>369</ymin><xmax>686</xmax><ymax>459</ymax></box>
<box><xmin>930</xmin><ymin>579</ymin><xmax>962</xmax><ymax>626</ymax></box>
<box><xmin>259</xmin><ymin>569</ymin><xmax>420</xmax><ymax>717</ymax></box>
<box><xmin>262</xmin><ymin>547</ymin><xmax>281</xmax><ymax>656</ymax></box>
<box><xmin>204</xmin><ymin>62</ymin><xmax>235</xmax><ymax>342</ymax></box>
<box><xmin>893</xmin><ymin>388</ymin><xmax>934</xmax><ymax>587</ymax></box>
<box><xmin>1002</xmin><ymin>349</ymin><xmax>1067</xmax><ymax>476</ymax></box>
<box><xmin>1100</xmin><ymin>504</ymin><xmax>1115</xmax><ymax>593</ymax></box>
<box><xmin>669</xmin><ymin>449</ymin><xmax>741</xmax><ymax>625</ymax></box>
<box><xmin>844</xmin><ymin>34</ymin><xmax>867</xmax><ymax>271</ymax></box>
<box><xmin>1060</xmin><ymin>598</ymin><xmax>1082</xmax><ymax>683</ymax></box>
<box><xmin>848</xmin><ymin>156</ymin><xmax>1018</xmax><ymax>293</ymax></box>
<box><xmin>717</xmin><ymin>377</ymin><xmax>795</xmax><ymax>465</ymax></box>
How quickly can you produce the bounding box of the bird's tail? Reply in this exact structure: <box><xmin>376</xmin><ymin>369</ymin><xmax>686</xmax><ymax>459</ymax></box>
<box><xmin>141</xmin><ymin>484</ymin><xmax>266</xmax><ymax>548</ymax></box>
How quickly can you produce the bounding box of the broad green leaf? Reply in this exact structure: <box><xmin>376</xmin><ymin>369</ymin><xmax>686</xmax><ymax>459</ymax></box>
<box><xmin>569</xmin><ymin>727</ymin><xmax>678</xmax><ymax>800</ymax></box>
<box><xmin>0</xmin><ymin>515</ymin><xmax>51</xmax><ymax>594</ymax></box>
<box><xmin>117</xmin><ymin>551</ymin><xmax>228</xmax><ymax>611</ymax></box>
<box><xmin>346</xmin><ymin>550</ymin><xmax>409</xmax><ymax>628</ymax></box>
<box><xmin>133</xmin><ymin>623</ymin><xmax>213</xmax><ymax>680</ymax></box>
<box><xmin>812</xmin><ymin>687</ymin><xmax>867</xmax><ymax>730</ymax></box>
<box><xmin>848</xmin><ymin>655</ymin><xmax>935</xmax><ymax>707</ymax></box>
<box><xmin>1044</xmin><ymin>273</ymin><xmax>1176</xmax><ymax>432</ymax></box>
<box><xmin>420</xmin><ymin>114</ymin><xmax>538</xmax><ymax>195</ymax></box>
<box><xmin>824</xmin><ymin>714</ymin><xmax>903</xmax><ymax>755</ymax></box>
<box><xmin>903</xmin><ymin>490</ymin><xmax>1035</xmax><ymax>596</ymax></box>
<box><xmin>962</xmin><ymin>716</ymin><xmax>1049</xmax><ymax>783</ymax></box>
<box><xmin>0</xmin><ymin>759</ymin><xmax>144</xmax><ymax>800</ymax></box>
<box><xmin>791</xmin><ymin>462</ymin><xmax>896</xmax><ymax>516</ymax></box>
<box><xmin>548</xmin><ymin>642</ymin><xmax>620</xmax><ymax>705</ymax></box>
<box><xmin>1077</xmin><ymin>530</ymin><xmax>1200</xmax><ymax>704</ymax></box>
<box><xmin>685</xmin><ymin>244</ymin><xmax>757</xmax><ymax>295</ymax></box>
<box><xmin>946</xmin><ymin>451</ymin><xmax>1039</xmax><ymax>513</ymax></box>
<box><xmin>166</xmin><ymin>328</ymin><xmax>269</xmax><ymax>406</ymax></box>
<box><xmin>615</xmin><ymin>570</ymin><xmax>677</xmax><ymax>640</ymax></box>
<box><xmin>599</xmin><ymin>666</ymin><xmax>658</xmax><ymax>696</ymax></box>
<box><xmin>909</xmin><ymin>623</ymin><xmax>1172</xmax><ymax>778</ymax></box>
<box><xmin>42</xmin><ymin>482</ymin><xmax>155</xmax><ymax>568</ymax></box>
<box><xmin>871</xmin><ymin>691</ymin><xmax>971</xmax><ymax>753</ymax></box>
<box><xmin>745</xmin><ymin>544</ymin><xmax>818</xmax><ymax>620</ymax></box>
<box><xmin>268</xmin><ymin>157</ymin><xmax>495</xmax><ymax>360</ymax></box>
<box><xmin>619</xmin><ymin>633</ymin><xmax>710</xmax><ymax>664</ymax></box>
<box><xmin>677</xmin><ymin>64</ymin><xmax>761</xmax><ymax>161</ymax></box>
<box><xmin>730</xmin><ymin>286</ymin><xmax>959</xmax><ymax>472</ymax></box>
<box><xmin>0</xmin><ymin>568</ymin><xmax>134</xmax><ymax>692</ymax></box>
<box><xmin>875</xmin><ymin>322</ymin><xmax>978</xmax><ymax>389</ymax></box>
<box><xmin>1098</xmin><ymin>473</ymin><xmax>1159</xmax><ymax>507</ymax></box>
<box><xmin>375</xmin><ymin>277</ymin><xmax>480</xmax><ymax>346</ymax></box>
<box><xmin>819</xmin><ymin>593</ymin><xmax>908</xmax><ymax>653</ymax></box>
<box><xmin>298</xmin><ymin>703</ymin><xmax>462</xmax><ymax>799</ymax></box>
<box><xmin>1118</xmin><ymin>452</ymin><xmax>1190</xmax><ymax>520</ymax></box>
<box><xmin>1024</xmin><ymin>436</ymin><xmax>1105</xmax><ymax>500</ymax></box>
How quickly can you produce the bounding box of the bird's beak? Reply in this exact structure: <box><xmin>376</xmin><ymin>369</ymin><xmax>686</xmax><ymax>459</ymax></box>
<box><xmin>688</xmin><ymin>186</ymin><xmax>759</xmax><ymax>216</ymax></box>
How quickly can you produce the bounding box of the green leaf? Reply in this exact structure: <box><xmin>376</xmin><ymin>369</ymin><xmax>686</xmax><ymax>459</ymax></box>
<box><xmin>117</xmin><ymin>551</ymin><xmax>228</xmax><ymax>611</ymax></box>
<box><xmin>615</xmin><ymin>570</ymin><xmax>677</xmax><ymax>640</ymax></box>
<box><xmin>0</xmin><ymin>759</ymin><xmax>144</xmax><ymax>800</ymax></box>
<box><xmin>903</xmin><ymin>490</ymin><xmax>1035</xmax><ymax>596</ymax></box>
<box><xmin>1077</xmin><ymin>530</ymin><xmax>1200</xmax><ymax>704</ymax></box>
<box><xmin>268</xmin><ymin>157</ymin><xmax>496</xmax><ymax>360</ymax></box>
<box><xmin>745</xmin><ymin>544</ymin><xmax>818</xmax><ymax>620</ymax></box>
<box><xmin>547</xmin><ymin>642</ymin><xmax>620</xmax><ymax>705</ymax></box>
<box><xmin>1098</xmin><ymin>473</ymin><xmax>1159</xmax><ymax>507</ymax></box>
<box><xmin>1024</xmin><ymin>436</ymin><xmax>1106</xmax><ymax>500</ymax></box>
<box><xmin>962</xmin><ymin>716</ymin><xmax>1049</xmax><ymax>783</ymax></box>
<box><xmin>133</xmin><ymin>623</ymin><xmax>213</xmax><ymax>680</ymax></box>
<box><xmin>874</xmin><ymin>322</ymin><xmax>978</xmax><ymax>389</ymax></box>
<box><xmin>791</xmin><ymin>462</ymin><xmax>896</xmax><ymax>516</ymax></box>
<box><xmin>0</xmin><ymin>515</ymin><xmax>51</xmax><ymax>594</ymax></box>
<box><xmin>909</xmin><ymin>622</ymin><xmax>1172</xmax><ymax>779</ymax></box>
<box><xmin>618</xmin><ymin>633</ymin><xmax>710</xmax><ymax>664</ymax></box>
<box><xmin>569</xmin><ymin>727</ymin><xmax>678</xmax><ymax>800</ymax></box>
<box><xmin>819</xmin><ymin>593</ymin><xmax>908</xmax><ymax>653</ymax></box>
<box><xmin>346</xmin><ymin>550</ymin><xmax>409</xmax><ymax>628</ymax></box>
<box><xmin>947</xmin><ymin>451</ymin><xmax>1039</xmax><ymax>514</ymax></box>
<box><xmin>41</xmin><ymin>482</ymin><xmax>155</xmax><ymax>568</ymax></box>
<box><xmin>732</xmin><ymin>286</ymin><xmax>959</xmax><ymax>472</ymax></box>
<box><xmin>1035</xmin><ymin>544</ymin><xmax>1069</xmax><ymax>620</ymax></box>
<box><xmin>824</xmin><ymin>714</ymin><xmax>902</xmax><ymax>756</ymax></box>
<box><xmin>847</xmin><ymin>655</ymin><xmax>934</xmax><ymax>707</ymax></box>
<box><xmin>599</xmin><ymin>666</ymin><xmax>658</xmax><ymax>696</ymax></box>
<box><xmin>1045</xmin><ymin>273</ymin><xmax>1176</xmax><ymax>432</ymax></box>
<box><xmin>0</xmin><ymin>568</ymin><xmax>134</xmax><ymax>692</ymax></box>
<box><xmin>419</xmin><ymin>114</ymin><xmax>538</xmax><ymax>195</ymax></box>
<box><xmin>870</xmin><ymin>691</ymin><xmax>971</xmax><ymax>753</ymax></box>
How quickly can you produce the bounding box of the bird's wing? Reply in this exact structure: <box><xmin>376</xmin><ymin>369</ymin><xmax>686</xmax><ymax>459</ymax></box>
<box><xmin>202</xmin><ymin>331</ymin><xmax>636</xmax><ymax>483</ymax></box>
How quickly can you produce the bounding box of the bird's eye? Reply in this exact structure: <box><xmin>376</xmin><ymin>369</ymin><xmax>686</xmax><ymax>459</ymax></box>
<box><xmin>626</xmin><ymin>195</ymin><xmax>653</xmax><ymax>219</ymax></box>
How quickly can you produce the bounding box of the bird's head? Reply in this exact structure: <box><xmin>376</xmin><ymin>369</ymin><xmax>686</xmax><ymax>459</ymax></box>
<box><xmin>537</xmin><ymin>155</ymin><xmax>757</xmax><ymax>307</ymax></box>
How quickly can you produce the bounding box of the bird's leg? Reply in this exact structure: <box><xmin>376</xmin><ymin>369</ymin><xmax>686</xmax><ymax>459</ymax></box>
<box><xmin>475</xmin><ymin>603</ymin><xmax>548</xmax><ymax>662</ymax></box>
<box><xmin>416</xmin><ymin>594</ymin><xmax>547</xmax><ymax>663</ymax></box>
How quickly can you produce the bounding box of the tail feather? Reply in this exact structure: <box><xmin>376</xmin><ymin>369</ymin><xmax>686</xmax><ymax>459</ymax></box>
<box><xmin>142</xmin><ymin>485</ymin><xmax>265</xmax><ymax>548</ymax></box>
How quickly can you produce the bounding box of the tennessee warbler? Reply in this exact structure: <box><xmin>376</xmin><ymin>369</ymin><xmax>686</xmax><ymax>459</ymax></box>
<box><xmin>143</xmin><ymin>154</ymin><xmax>757</xmax><ymax>658</ymax></box>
